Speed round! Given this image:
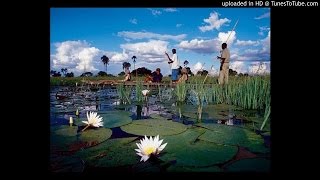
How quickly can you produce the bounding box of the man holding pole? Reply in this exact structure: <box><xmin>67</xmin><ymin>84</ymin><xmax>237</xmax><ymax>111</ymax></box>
<box><xmin>217</xmin><ymin>43</ymin><xmax>230</xmax><ymax>85</ymax></box>
<box><xmin>165</xmin><ymin>49</ymin><xmax>180</xmax><ymax>84</ymax></box>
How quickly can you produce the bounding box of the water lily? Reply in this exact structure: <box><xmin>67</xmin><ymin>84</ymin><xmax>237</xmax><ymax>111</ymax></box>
<box><xmin>135</xmin><ymin>135</ymin><xmax>167</xmax><ymax>162</ymax></box>
<box><xmin>142</xmin><ymin>89</ymin><xmax>150</xmax><ymax>96</ymax></box>
<box><xmin>81</xmin><ymin>111</ymin><xmax>103</xmax><ymax>131</ymax></box>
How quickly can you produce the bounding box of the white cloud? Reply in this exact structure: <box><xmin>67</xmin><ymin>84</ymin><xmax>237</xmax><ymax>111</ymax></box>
<box><xmin>129</xmin><ymin>18</ymin><xmax>137</xmax><ymax>24</ymax></box>
<box><xmin>176</xmin><ymin>24</ymin><xmax>182</xmax><ymax>28</ymax></box>
<box><xmin>230</xmin><ymin>61</ymin><xmax>246</xmax><ymax>74</ymax></box>
<box><xmin>255</xmin><ymin>12</ymin><xmax>270</xmax><ymax>20</ymax></box>
<box><xmin>217</xmin><ymin>31</ymin><xmax>236</xmax><ymax>45</ymax></box>
<box><xmin>163</xmin><ymin>8</ymin><xmax>177</xmax><ymax>12</ymax></box>
<box><xmin>235</xmin><ymin>40</ymin><xmax>260</xmax><ymax>46</ymax></box>
<box><xmin>118</xmin><ymin>31</ymin><xmax>186</xmax><ymax>41</ymax></box>
<box><xmin>260</xmin><ymin>31</ymin><xmax>270</xmax><ymax>55</ymax></box>
<box><xmin>208</xmin><ymin>65</ymin><xmax>219</xmax><ymax>76</ymax></box>
<box><xmin>51</xmin><ymin>40</ymin><xmax>101</xmax><ymax>76</ymax></box>
<box><xmin>148</xmin><ymin>8</ymin><xmax>162</xmax><ymax>16</ymax></box>
<box><xmin>249</xmin><ymin>62</ymin><xmax>270</xmax><ymax>75</ymax></box>
<box><xmin>120</xmin><ymin>40</ymin><xmax>170</xmax><ymax>64</ymax></box>
<box><xmin>199</xmin><ymin>11</ymin><xmax>231</xmax><ymax>32</ymax></box>
<box><xmin>192</xmin><ymin>62</ymin><xmax>206</xmax><ymax>74</ymax></box>
<box><xmin>258</xmin><ymin>26</ymin><xmax>270</xmax><ymax>36</ymax></box>
<box><xmin>109</xmin><ymin>49</ymin><xmax>129</xmax><ymax>63</ymax></box>
<box><xmin>178</xmin><ymin>31</ymin><xmax>236</xmax><ymax>54</ymax></box>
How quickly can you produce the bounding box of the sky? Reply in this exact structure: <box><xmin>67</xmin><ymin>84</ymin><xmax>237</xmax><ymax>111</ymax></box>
<box><xmin>50</xmin><ymin>8</ymin><xmax>270</xmax><ymax>76</ymax></box>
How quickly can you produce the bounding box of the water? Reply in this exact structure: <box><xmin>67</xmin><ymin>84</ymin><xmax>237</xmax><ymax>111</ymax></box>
<box><xmin>50</xmin><ymin>86</ymin><xmax>271</xmax><ymax>173</ymax></box>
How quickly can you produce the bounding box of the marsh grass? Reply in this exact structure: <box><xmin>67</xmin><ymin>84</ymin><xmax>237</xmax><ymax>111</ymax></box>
<box><xmin>116</xmin><ymin>83</ymin><xmax>131</xmax><ymax>104</ymax></box>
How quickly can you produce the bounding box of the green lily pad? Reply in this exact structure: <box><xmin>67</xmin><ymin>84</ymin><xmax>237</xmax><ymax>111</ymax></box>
<box><xmin>75</xmin><ymin>110</ymin><xmax>132</xmax><ymax>128</ymax></box>
<box><xmin>50</xmin><ymin>125</ymin><xmax>78</xmax><ymax>152</ymax></box>
<box><xmin>167</xmin><ymin>165</ymin><xmax>222</xmax><ymax>172</ymax></box>
<box><xmin>75</xmin><ymin>137</ymin><xmax>138</xmax><ymax>168</ymax></box>
<box><xmin>197</xmin><ymin>123</ymin><xmax>269</xmax><ymax>153</ymax></box>
<box><xmin>225</xmin><ymin>158</ymin><xmax>270</xmax><ymax>172</ymax></box>
<box><xmin>50</xmin><ymin>155</ymin><xmax>84</xmax><ymax>172</ymax></box>
<box><xmin>51</xmin><ymin>125</ymin><xmax>78</xmax><ymax>137</ymax></box>
<box><xmin>160</xmin><ymin>128</ymin><xmax>237</xmax><ymax>167</ymax></box>
<box><xmin>121</xmin><ymin>119</ymin><xmax>187</xmax><ymax>136</ymax></box>
<box><xmin>203</xmin><ymin>104</ymin><xmax>240</xmax><ymax>120</ymax></box>
<box><xmin>79</xmin><ymin>128</ymin><xmax>112</xmax><ymax>145</ymax></box>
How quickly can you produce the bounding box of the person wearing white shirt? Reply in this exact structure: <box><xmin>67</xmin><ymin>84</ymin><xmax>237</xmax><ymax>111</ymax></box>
<box><xmin>165</xmin><ymin>49</ymin><xmax>180</xmax><ymax>83</ymax></box>
<box><xmin>217</xmin><ymin>43</ymin><xmax>230</xmax><ymax>85</ymax></box>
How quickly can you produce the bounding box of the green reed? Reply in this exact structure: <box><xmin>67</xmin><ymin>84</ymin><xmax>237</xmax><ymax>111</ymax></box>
<box><xmin>116</xmin><ymin>83</ymin><xmax>131</xmax><ymax>104</ymax></box>
<box><xmin>174</xmin><ymin>82</ymin><xmax>188</xmax><ymax>102</ymax></box>
<box><xmin>135</xmin><ymin>81</ymin><xmax>144</xmax><ymax>102</ymax></box>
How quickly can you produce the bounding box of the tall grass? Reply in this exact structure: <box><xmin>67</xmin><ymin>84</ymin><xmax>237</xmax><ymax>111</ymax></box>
<box><xmin>135</xmin><ymin>81</ymin><xmax>144</xmax><ymax>102</ymax></box>
<box><xmin>209</xmin><ymin>76</ymin><xmax>270</xmax><ymax>110</ymax></box>
<box><xmin>116</xmin><ymin>83</ymin><xmax>131</xmax><ymax>104</ymax></box>
<box><xmin>174</xmin><ymin>82</ymin><xmax>188</xmax><ymax>102</ymax></box>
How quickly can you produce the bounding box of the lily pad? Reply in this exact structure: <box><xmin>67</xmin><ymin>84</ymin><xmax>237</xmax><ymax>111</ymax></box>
<box><xmin>121</xmin><ymin>119</ymin><xmax>187</xmax><ymax>136</ymax></box>
<box><xmin>75</xmin><ymin>110</ymin><xmax>132</xmax><ymax>128</ymax></box>
<box><xmin>225</xmin><ymin>158</ymin><xmax>270</xmax><ymax>172</ymax></box>
<box><xmin>79</xmin><ymin>128</ymin><xmax>112</xmax><ymax>145</ymax></box>
<box><xmin>159</xmin><ymin>128</ymin><xmax>237</xmax><ymax>167</ymax></box>
<box><xmin>197</xmin><ymin>123</ymin><xmax>269</xmax><ymax>153</ymax></box>
<box><xmin>51</xmin><ymin>125</ymin><xmax>78</xmax><ymax>137</ymax></box>
<box><xmin>50</xmin><ymin>155</ymin><xmax>84</xmax><ymax>172</ymax></box>
<box><xmin>75</xmin><ymin>137</ymin><xmax>138</xmax><ymax>168</ymax></box>
<box><xmin>167</xmin><ymin>165</ymin><xmax>222</xmax><ymax>172</ymax></box>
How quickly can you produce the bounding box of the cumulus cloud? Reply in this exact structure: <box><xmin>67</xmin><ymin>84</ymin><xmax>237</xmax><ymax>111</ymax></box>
<box><xmin>176</xmin><ymin>24</ymin><xmax>182</xmax><ymax>28</ymax></box>
<box><xmin>199</xmin><ymin>11</ymin><xmax>231</xmax><ymax>32</ymax></box>
<box><xmin>148</xmin><ymin>8</ymin><xmax>162</xmax><ymax>16</ymax></box>
<box><xmin>129</xmin><ymin>18</ymin><xmax>137</xmax><ymax>24</ymax></box>
<box><xmin>255</xmin><ymin>12</ymin><xmax>270</xmax><ymax>20</ymax></box>
<box><xmin>119</xmin><ymin>40</ymin><xmax>170</xmax><ymax>64</ymax></box>
<box><xmin>51</xmin><ymin>40</ymin><xmax>101</xmax><ymax>76</ymax></box>
<box><xmin>208</xmin><ymin>65</ymin><xmax>219</xmax><ymax>76</ymax></box>
<box><xmin>191</xmin><ymin>62</ymin><xmax>206</xmax><ymax>74</ymax></box>
<box><xmin>235</xmin><ymin>40</ymin><xmax>260</xmax><ymax>46</ymax></box>
<box><xmin>178</xmin><ymin>31</ymin><xmax>236</xmax><ymax>54</ymax></box>
<box><xmin>248</xmin><ymin>62</ymin><xmax>270</xmax><ymax>75</ymax></box>
<box><xmin>163</xmin><ymin>8</ymin><xmax>177</xmax><ymax>12</ymax></box>
<box><xmin>258</xmin><ymin>26</ymin><xmax>270</xmax><ymax>36</ymax></box>
<box><xmin>118</xmin><ymin>31</ymin><xmax>186</xmax><ymax>41</ymax></box>
<box><xmin>230</xmin><ymin>61</ymin><xmax>246</xmax><ymax>74</ymax></box>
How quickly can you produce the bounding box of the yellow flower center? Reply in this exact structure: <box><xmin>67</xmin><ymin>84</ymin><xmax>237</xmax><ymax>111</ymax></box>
<box><xmin>143</xmin><ymin>146</ymin><xmax>156</xmax><ymax>155</ymax></box>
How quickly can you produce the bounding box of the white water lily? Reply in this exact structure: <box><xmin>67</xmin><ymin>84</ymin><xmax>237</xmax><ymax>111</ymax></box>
<box><xmin>81</xmin><ymin>111</ymin><xmax>103</xmax><ymax>131</ymax></box>
<box><xmin>135</xmin><ymin>135</ymin><xmax>167</xmax><ymax>162</ymax></box>
<box><xmin>142</xmin><ymin>89</ymin><xmax>150</xmax><ymax>96</ymax></box>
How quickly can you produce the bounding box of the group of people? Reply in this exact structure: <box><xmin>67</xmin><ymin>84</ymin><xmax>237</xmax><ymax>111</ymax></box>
<box><xmin>122</xmin><ymin>43</ymin><xmax>230</xmax><ymax>85</ymax></box>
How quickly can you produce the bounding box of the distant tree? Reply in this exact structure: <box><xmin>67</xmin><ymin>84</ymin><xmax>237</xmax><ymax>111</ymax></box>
<box><xmin>196</xmin><ymin>70</ymin><xmax>208</xmax><ymax>76</ymax></box>
<box><xmin>61</xmin><ymin>68</ymin><xmax>68</xmax><ymax>76</ymax></box>
<box><xmin>97</xmin><ymin>71</ymin><xmax>108</xmax><ymax>76</ymax></box>
<box><xmin>101</xmin><ymin>55</ymin><xmax>109</xmax><ymax>74</ymax></box>
<box><xmin>122</xmin><ymin>62</ymin><xmax>131</xmax><ymax>69</ymax></box>
<box><xmin>118</xmin><ymin>71</ymin><xmax>125</xmax><ymax>76</ymax></box>
<box><xmin>183</xmin><ymin>60</ymin><xmax>189</xmax><ymax>67</ymax></box>
<box><xmin>229</xmin><ymin>68</ymin><xmax>238</xmax><ymax>76</ymax></box>
<box><xmin>80</xmin><ymin>72</ymin><xmax>93</xmax><ymax>77</ymax></box>
<box><xmin>132</xmin><ymin>56</ymin><xmax>137</xmax><ymax>77</ymax></box>
<box><xmin>50</xmin><ymin>70</ymin><xmax>56</xmax><ymax>76</ymax></box>
<box><xmin>52</xmin><ymin>72</ymin><xmax>61</xmax><ymax>77</ymax></box>
<box><xmin>65</xmin><ymin>72</ymin><xmax>74</xmax><ymax>77</ymax></box>
<box><xmin>131</xmin><ymin>67</ymin><xmax>152</xmax><ymax>76</ymax></box>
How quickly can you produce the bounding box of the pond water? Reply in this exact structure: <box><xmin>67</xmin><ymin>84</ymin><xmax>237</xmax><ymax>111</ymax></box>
<box><xmin>50</xmin><ymin>85</ymin><xmax>270</xmax><ymax>173</ymax></box>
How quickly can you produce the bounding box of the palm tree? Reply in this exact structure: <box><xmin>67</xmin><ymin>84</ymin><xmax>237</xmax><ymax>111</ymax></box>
<box><xmin>183</xmin><ymin>60</ymin><xmax>189</xmax><ymax>67</ymax></box>
<box><xmin>122</xmin><ymin>62</ymin><xmax>131</xmax><ymax>70</ymax></box>
<box><xmin>101</xmin><ymin>55</ymin><xmax>109</xmax><ymax>75</ymax></box>
<box><xmin>61</xmin><ymin>68</ymin><xmax>67</xmax><ymax>76</ymax></box>
<box><xmin>132</xmin><ymin>56</ymin><xmax>137</xmax><ymax>78</ymax></box>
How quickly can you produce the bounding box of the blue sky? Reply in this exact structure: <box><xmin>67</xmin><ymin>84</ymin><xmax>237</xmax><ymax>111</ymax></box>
<box><xmin>50</xmin><ymin>8</ymin><xmax>270</xmax><ymax>76</ymax></box>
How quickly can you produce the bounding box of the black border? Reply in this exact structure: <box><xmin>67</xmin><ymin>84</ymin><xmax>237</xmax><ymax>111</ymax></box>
<box><xmin>22</xmin><ymin>0</ymin><xmax>317</xmax><ymax>177</ymax></box>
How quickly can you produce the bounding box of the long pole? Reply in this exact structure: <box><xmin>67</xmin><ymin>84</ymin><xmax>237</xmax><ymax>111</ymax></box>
<box><xmin>225</xmin><ymin>19</ymin><xmax>239</xmax><ymax>43</ymax></box>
